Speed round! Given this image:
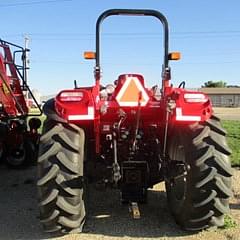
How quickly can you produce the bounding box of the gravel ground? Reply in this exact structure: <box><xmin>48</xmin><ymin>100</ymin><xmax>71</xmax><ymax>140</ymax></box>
<box><xmin>0</xmin><ymin>164</ymin><xmax>239</xmax><ymax>240</ymax></box>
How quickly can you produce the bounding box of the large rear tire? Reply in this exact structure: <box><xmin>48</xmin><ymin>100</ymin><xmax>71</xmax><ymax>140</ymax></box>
<box><xmin>37</xmin><ymin>118</ymin><xmax>85</xmax><ymax>233</ymax></box>
<box><xmin>166</xmin><ymin>115</ymin><xmax>232</xmax><ymax>230</ymax></box>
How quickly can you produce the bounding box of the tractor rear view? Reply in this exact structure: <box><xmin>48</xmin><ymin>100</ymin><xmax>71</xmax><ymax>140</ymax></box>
<box><xmin>0</xmin><ymin>39</ymin><xmax>41</xmax><ymax>167</ymax></box>
<box><xmin>37</xmin><ymin>9</ymin><xmax>232</xmax><ymax>233</ymax></box>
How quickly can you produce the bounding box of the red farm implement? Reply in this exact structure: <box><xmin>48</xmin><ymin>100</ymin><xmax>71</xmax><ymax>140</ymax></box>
<box><xmin>37</xmin><ymin>9</ymin><xmax>232</xmax><ymax>233</ymax></box>
<box><xmin>0</xmin><ymin>39</ymin><xmax>42</xmax><ymax>167</ymax></box>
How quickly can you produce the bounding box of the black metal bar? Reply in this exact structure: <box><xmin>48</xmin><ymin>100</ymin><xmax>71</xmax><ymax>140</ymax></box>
<box><xmin>0</xmin><ymin>39</ymin><xmax>24</xmax><ymax>50</ymax></box>
<box><xmin>96</xmin><ymin>9</ymin><xmax>169</xmax><ymax>69</ymax></box>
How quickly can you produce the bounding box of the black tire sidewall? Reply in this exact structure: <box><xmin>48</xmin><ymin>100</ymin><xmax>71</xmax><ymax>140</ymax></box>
<box><xmin>166</xmin><ymin>126</ymin><xmax>197</xmax><ymax>224</ymax></box>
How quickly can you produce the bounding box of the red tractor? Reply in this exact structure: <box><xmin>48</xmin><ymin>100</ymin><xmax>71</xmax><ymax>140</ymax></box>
<box><xmin>37</xmin><ymin>9</ymin><xmax>232</xmax><ymax>233</ymax></box>
<box><xmin>0</xmin><ymin>39</ymin><xmax>42</xmax><ymax>167</ymax></box>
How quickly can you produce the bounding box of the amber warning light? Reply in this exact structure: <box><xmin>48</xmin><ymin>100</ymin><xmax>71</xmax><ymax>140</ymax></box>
<box><xmin>168</xmin><ymin>52</ymin><xmax>181</xmax><ymax>60</ymax></box>
<box><xmin>84</xmin><ymin>51</ymin><xmax>96</xmax><ymax>60</ymax></box>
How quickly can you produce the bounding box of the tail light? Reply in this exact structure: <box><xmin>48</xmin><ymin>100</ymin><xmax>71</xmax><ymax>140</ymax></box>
<box><xmin>59</xmin><ymin>91</ymin><xmax>84</xmax><ymax>102</ymax></box>
<box><xmin>184</xmin><ymin>93</ymin><xmax>208</xmax><ymax>103</ymax></box>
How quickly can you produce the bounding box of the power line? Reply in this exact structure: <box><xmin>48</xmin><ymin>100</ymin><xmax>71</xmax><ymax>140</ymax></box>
<box><xmin>3</xmin><ymin>30</ymin><xmax>240</xmax><ymax>37</ymax></box>
<box><xmin>31</xmin><ymin>58</ymin><xmax>240</xmax><ymax>66</ymax></box>
<box><xmin>0</xmin><ymin>0</ymin><xmax>73</xmax><ymax>7</ymax></box>
<box><xmin>172</xmin><ymin>30</ymin><xmax>240</xmax><ymax>35</ymax></box>
<box><xmin>3</xmin><ymin>32</ymin><xmax>240</xmax><ymax>42</ymax></box>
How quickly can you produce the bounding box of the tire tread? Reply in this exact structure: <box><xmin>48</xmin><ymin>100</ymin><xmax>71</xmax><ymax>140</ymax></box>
<box><xmin>37</xmin><ymin>118</ymin><xmax>85</xmax><ymax>233</ymax></box>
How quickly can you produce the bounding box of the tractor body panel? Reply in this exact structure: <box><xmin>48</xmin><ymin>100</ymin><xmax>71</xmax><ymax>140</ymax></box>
<box><xmin>52</xmin><ymin>72</ymin><xmax>213</xmax><ymax>191</ymax></box>
<box><xmin>54</xmin><ymin>73</ymin><xmax>212</xmax><ymax>131</ymax></box>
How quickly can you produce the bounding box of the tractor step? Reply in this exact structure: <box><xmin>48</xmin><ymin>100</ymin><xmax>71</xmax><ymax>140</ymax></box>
<box><xmin>129</xmin><ymin>202</ymin><xmax>141</xmax><ymax>219</ymax></box>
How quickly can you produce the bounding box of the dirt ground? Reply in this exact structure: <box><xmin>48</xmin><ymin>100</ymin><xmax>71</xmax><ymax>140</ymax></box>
<box><xmin>0</xmin><ymin>165</ymin><xmax>239</xmax><ymax>240</ymax></box>
<box><xmin>213</xmin><ymin>107</ymin><xmax>240</xmax><ymax>120</ymax></box>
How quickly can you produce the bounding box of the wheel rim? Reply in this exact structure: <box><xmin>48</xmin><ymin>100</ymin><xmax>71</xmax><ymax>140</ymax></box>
<box><xmin>171</xmin><ymin>175</ymin><xmax>186</xmax><ymax>201</ymax></box>
<box><xmin>169</xmin><ymin>140</ymin><xmax>188</xmax><ymax>203</ymax></box>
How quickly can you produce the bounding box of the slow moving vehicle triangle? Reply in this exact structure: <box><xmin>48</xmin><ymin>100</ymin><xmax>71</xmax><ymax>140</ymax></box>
<box><xmin>116</xmin><ymin>76</ymin><xmax>149</xmax><ymax>106</ymax></box>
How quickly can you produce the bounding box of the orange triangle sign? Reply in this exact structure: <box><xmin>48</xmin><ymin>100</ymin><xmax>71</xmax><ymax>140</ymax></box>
<box><xmin>116</xmin><ymin>76</ymin><xmax>149</xmax><ymax>106</ymax></box>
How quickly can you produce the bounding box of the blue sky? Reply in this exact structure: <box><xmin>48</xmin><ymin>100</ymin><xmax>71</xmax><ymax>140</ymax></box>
<box><xmin>1</xmin><ymin>0</ymin><xmax>240</xmax><ymax>94</ymax></box>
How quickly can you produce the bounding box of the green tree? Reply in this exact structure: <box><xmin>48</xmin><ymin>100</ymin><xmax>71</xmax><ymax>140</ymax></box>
<box><xmin>202</xmin><ymin>81</ymin><xmax>227</xmax><ymax>88</ymax></box>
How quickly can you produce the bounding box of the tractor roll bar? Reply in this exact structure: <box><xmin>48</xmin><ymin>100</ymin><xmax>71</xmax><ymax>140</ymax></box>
<box><xmin>96</xmin><ymin>9</ymin><xmax>169</xmax><ymax>69</ymax></box>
